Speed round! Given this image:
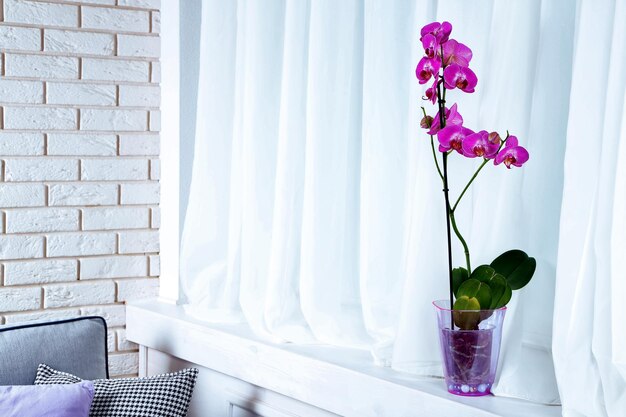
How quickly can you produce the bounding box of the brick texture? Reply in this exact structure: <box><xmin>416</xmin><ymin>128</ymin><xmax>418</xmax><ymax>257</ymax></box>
<box><xmin>0</xmin><ymin>0</ymin><xmax>160</xmax><ymax>377</ymax></box>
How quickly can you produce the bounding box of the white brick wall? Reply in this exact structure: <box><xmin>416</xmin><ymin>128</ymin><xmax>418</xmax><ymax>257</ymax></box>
<box><xmin>44</xmin><ymin>29</ymin><xmax>115</xmax><ymax>55</ymax></box>
<box><xmin>0</xmin><ymin>0</ymin><xmax>160</xmax><ymax>377</ymax></box>
<box><xmin>0</xmin><ymin>133</ymin><xmax>45</xmax><ymax>155</ymax></box>
<box><xmin>4</xmin><ymin>259</ymin><xmax>77</xmax><ymax>285</ymax></box>
<box><xmin>5</xmin><ymin>208</ymin><xmax>80</xmax><ymax>232</ymax></box>
<box><xmin>5</xmin><ymin>54</ymin><xmax>80</xmax><ymax>79</ymax></box>
<box><xmin>82</xmin><ymin>58</ymin><xmax>150</xmax><ymax>82</ymax></box>
<box><xmin>0</xmin><ymin>26</ymin><xmax>40</xmax><ymax>50</ymax></box>
<box><xmin>48</xmin><ymin>183</ymin><xmax>119</xmax><ymax>206</ymax></box>
<box><xmin>48</xmin><ymin>83</ymin><xmax>117</xmax><ymax>106</ymax></box>
<box><xmin>47</xmin><ymin>133</ymin><xmax>117</xmax><ymax>155</ymax></box>
<box><xmin>0</xmin><ymin>79</ymin><xmax>44</xmax><ymax>103</ymax></box>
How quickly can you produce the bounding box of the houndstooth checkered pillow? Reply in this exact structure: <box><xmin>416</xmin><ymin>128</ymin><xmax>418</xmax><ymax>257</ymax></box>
<box><xmin>35</xmin><ymin>364</ymin><xmax>198</xmax><ymax>417</ymax></box>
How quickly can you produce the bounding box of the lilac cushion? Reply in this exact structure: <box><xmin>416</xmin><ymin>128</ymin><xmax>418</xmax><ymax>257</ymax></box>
<box><xmin>0</xmin><ymin>381</ymin><xmax>94</xmax><ymax>417</ymax></box>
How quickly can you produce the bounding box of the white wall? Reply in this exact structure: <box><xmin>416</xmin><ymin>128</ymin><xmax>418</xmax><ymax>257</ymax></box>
<box><xmin>0</xmin><ymin>0</ymin><xmax>161</xmax><ymax>377</ymax></box>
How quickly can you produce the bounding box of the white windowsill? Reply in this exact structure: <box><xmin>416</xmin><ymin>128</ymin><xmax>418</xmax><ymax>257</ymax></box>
<box><xmin>126</xmin><ymin>299</ymin><xmax>561</xmax><ymax>417</ymax></box>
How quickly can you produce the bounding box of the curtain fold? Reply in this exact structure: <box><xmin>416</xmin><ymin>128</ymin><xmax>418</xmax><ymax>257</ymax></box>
<box><xmin>180</xmin><ymin>0</ymin><xmax>240</xmax><ymax>320</ymax></box>
<box><xmin>299</xmin><ymin>0</ymin><xmax>368</xmax><ymax>347</ymax></box>
<box><xmin>359</xmin><ymin>0</ymin><xmax>417</xmax><ymax>364</ymax></box>
<box><xmin>264</xmin><ymin>0</ymin><xmax>312</xmax><ymax>343</ymax></box>
<box><xmin>552</xmin><ymin>0</ymin><xmax>626</xmax><ymax>415</ymax></box>
<box><xmin>181</xmin><ymin>0</ymin><xmax>626</xmax><ymax>412</ymax></box>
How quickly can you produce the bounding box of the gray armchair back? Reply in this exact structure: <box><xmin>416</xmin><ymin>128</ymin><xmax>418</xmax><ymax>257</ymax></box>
<box><xmin>0</xmin><ymin>316</ymin><xmax>109</xmax><ymax>385</ymax></box>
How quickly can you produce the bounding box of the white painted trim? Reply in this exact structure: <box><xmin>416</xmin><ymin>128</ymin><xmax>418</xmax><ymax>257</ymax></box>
<box><xmin>138</xmin><ymin>345</ymin><xmax>148</xmax><ymax>378</ymax></box>
<box><xmin>127</xmin><ymin>300</ymin><xmax>562</xmax><ymax>417</ymax></box>
<box><xmin>158</xmin><ymin>0</ymin><xmax>180</xmax><ymax>303</ymax></box>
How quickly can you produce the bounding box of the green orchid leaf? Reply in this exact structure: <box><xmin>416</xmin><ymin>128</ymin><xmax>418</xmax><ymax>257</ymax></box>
<box><xmin>498</xmin><ymin>283</ymin><xmax>512</xmax><ymax>308</ymax></box>
<box><xmin>452</xmin><ymin>267</ymin><xmax>469</xmax><ymax>296</ymax></box>
<box><xmin>490</xmin><ymin>249</ymin><xmax>537</xmax><ymax>290</ymax></box>
<box><xmin>488</xmin><ymin>274</ymin><xmax>512</xmax><ymax>309</ymax></box>
<box><xmin>490</xmin><ymin>249</ymin><xmax>528</xmax><ymax>276</ymax></box>
<box><xmin>470</xmin><ymin>265</ymin><xmax>496</xmax><ymax>284</ymax></box>
<box><xmin>456</xmin><ymin>278</ymin><xmax>492</xmax><ymax>310</ymax></box>
<box><xmin>505</xmin><ymin>257</ymin><xmax>536</xmax><ymax>290</ymax></box>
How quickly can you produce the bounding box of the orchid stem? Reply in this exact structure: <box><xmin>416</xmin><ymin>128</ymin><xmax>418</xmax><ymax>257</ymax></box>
<box><xmin>421</xmin><ymin>107</ymin><xmax>444</xmax><ymax>182</ymax></box>
<box><xmin>450</xmin><ymin>210</ymin><xmax>471</xmax><ymax>274</ymax></box>
<box><xmin>442</xmin><ymin>153</ymin><xmax>455</xmax><ymax>315</ymax></box>
<box><xmin>451</xmin><ymin>158</ymin><xmax>489</xmax><ymax>213</ymax></box>
<box><xmin>451</xmin><ymin>133</ymin><xmax>510</xmax><ymax>213</ymax></box>
<box><xmin>447</xmin><ymin>134</ymin><xmax>512</xmax><ymax>274</ymax></box>
<box><xmin>431</xmin><ymin>137</ymin><xmax>444</xmax><ymax>182</ymax></box>
<box><xmin>436</xmin><ymin>70</ymin><xmax>455</xmax><ymax>320</ymax></box>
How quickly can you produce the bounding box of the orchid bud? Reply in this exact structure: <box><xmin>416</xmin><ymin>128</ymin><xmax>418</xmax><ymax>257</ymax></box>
<box><xmin>488</xmin><ymin>131</ymin><xmax>501</xmax><ymax>145</ymax></box>
<box><xmin>421</xmin><ymin>115</ymin><xmax>434</xmax><ymax>129</ymax></box>
<box><xmin>425</xmin><ymin>86</ymin><xmax>437</xmax><ymax>103</ymax></box>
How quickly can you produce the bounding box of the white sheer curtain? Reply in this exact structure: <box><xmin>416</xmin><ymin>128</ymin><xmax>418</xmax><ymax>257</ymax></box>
<box><xmin>553</xmin><ymin>0</ymin><xmax>626</xmax><ymax>416</ymax></box>
<box><xmin>180</xmin><ymin>0</ymin><xmax>625</xmax><ymax>411</ymax></box>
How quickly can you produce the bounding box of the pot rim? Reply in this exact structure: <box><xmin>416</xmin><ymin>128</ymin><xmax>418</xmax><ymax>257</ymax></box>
<box><xmin>432</xmin><ymin>299</ymin><xmax>507</xmax><ymax>313</ymax></box>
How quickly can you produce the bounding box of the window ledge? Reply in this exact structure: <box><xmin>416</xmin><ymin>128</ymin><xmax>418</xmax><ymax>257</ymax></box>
<box><xmin>126</xmin><ymin>299</ymin><xmax>561</xmax><ymax>417</ymax></box>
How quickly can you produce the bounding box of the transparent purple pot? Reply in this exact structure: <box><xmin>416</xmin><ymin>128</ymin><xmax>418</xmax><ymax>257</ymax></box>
<box><xmin>433</xmin><ymin>300</ymin><xmax>506</xmax><ymax>396</ymax></box>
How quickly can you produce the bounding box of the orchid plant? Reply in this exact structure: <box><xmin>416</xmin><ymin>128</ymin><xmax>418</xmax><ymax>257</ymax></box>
<box><xmin>417</xmin><ymin>21</ymin><xmax>536</xmax><ymax>330</ymax></box>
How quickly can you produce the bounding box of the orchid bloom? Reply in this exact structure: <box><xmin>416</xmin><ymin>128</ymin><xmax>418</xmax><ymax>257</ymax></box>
<box><xmin>442</xmin><ymin>39</ymin><xmax>472</xmax><ymax>67</ymax></box>
<box><xmin>416</xmin><ymin>57</ymin><xmax>441</xmax><ymax>84</ymax></box>
<box><xmin>494</xmin><ymin>136</ymin><xmax>529</xmax><ymax>168</ymax></box>
<box><xmin>427</xmin><ymin>103</ymin><xmax>463</xmax><ymax>135</ymax></box>
<box><xmin>420</xmin><ymin>21</ymin><xmax>452</xmax><ymax>44</ymax></box>
<box><xmin>462</xmin><ymin>130</ymin><xmax>500</xmax><ymax>159</ymax></box>
<box><xmin>443</xmin><ymin>64</ymin><xmax>478</xmax><ymax>93</ymax></box>
<box><xmin>437</xmin><ymin>125</ymin><xmax>474</xmax><ymax>154</ymax></box>
<box><xmin>422</xmin><ymin>34</ymin><xmax>438</xmax><ymax>59</ymax></box>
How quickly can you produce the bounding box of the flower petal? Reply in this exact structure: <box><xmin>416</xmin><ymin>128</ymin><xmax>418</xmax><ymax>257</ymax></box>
<box><xmin>494</xmin><ymin>143</ymin><xmax>530</xmax><ymax>168</ymax></box>
<box><xmin>420</xmin><ymin>21</ymin><xmax>453</xmax><ymax>44</ymax></box>
<box><xmin>460</xmin><ymin>67</ymin><xmax>478</xmax><ymax>93</ymax></box>
<box><xmin>443</xmin><ymin>39</ymin><xmax>473</xmax><ymax>67</ymax></box>
<box><xmin>462</xmin><ymin>131</ymin><xmax>482</xmax><ymax>158</ymax></box>
<box><xmin>443</xmin><ymin>65</ymin><xmax>478</xmax><ymax>92</ymax></box>
<box><xmin>462</xmin><ymin>130</ymin><xmax>499</xmax><ymax>159</ymax></box>
<box><xmin>505</xmin><ymin>135</ymin><xmax>519</xmax><ymax>148</ymax></box>
<box><xmin>439</xmin><ymin>22</ymin><xmax>452</xmax><ymax>43</ymax></box>
<box><xmin>437</xmin><ymin>125</ymin><xmax>474</xmax><ymax>154</ymax></box>
<box><xmin>443</xmin><ymin>65</ymin><xmax>458</xmax><ymax>89</ymax></box>
<box><xmin>446</xmin><ymin>103</ymin><xmax>463</xmax><ymax>126</ymax></box>
<box><xmin>420</xmin><ymin>22</ymin><xmax>440</xmax><ymax>39</ymax></box>
<box><xmin>511</xmin><ymin>146</ymin><xmax>530</xmax><ymax>166</ymax></box>
<box><xmin>415</xmin><ymin>57</ymin><xmax>441</xmax><ymax>84</ymax></box>
<box><xmin>426</xmin><ymin>104</ymin><xmax>464</xmax><ymax>135</ymax></box>
<box><xmin>495</xmin><ymin>150</ymin><xmax>506</xmax><ymax>165</ymax></box>
<box><xmin>422</xmin><ymin>34</ymin><xmax>438</xmax><ymax>59</ymax></box>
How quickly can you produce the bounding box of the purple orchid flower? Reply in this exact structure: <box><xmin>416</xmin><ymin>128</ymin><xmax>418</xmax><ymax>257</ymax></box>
<box><xmin>494</xmin><ymin>136</ymin><xmax>529</xmax><ymax>168</ymax></box>
<box><xmin>443</xmin><ymin>64</ymin><xmax>478</xmax><ymax>93</ymax></box>
<box><xmin>442</xmin><ymin>39</ymin><xmax>473</xmax><ymax>67</ymax></box>
<box><xmin>416</xmin><ymin>57</ymin><xmax>441</xmax><ymax>84</ymax></box>
<box><xmin>427</xmin><ymin>103</ymin><xmax>463</xmax><ymax>135</ymax></box>
<box><xmin>420</xmin><ymin>21</ymin><xmax>452</xmax><ymax>44</ymax></box>
<box><xmin>437</xmin><ymin>125</ymin><xmax>474</xmax><ymax>154</ymax></box>
<box><xmin>462</xmin><ymin>130</ymin><xmax>500</xmax><ymax>159</ymax></box>
<box><xmin>422</xmin><ymin>34</ymin><xmax>438</xmax><ymax>59</ymax></box>
<box><xmin>424</xmin><ymin>78</ymin><xmax>438</xmax><ymax>104</ymax></box>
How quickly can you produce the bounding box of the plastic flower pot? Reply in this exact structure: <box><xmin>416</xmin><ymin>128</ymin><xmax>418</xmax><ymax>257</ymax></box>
<box><xmin>433</xmin><ymin>300</ymin><xmax>506</xmax><ymax>396</ymax></box>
